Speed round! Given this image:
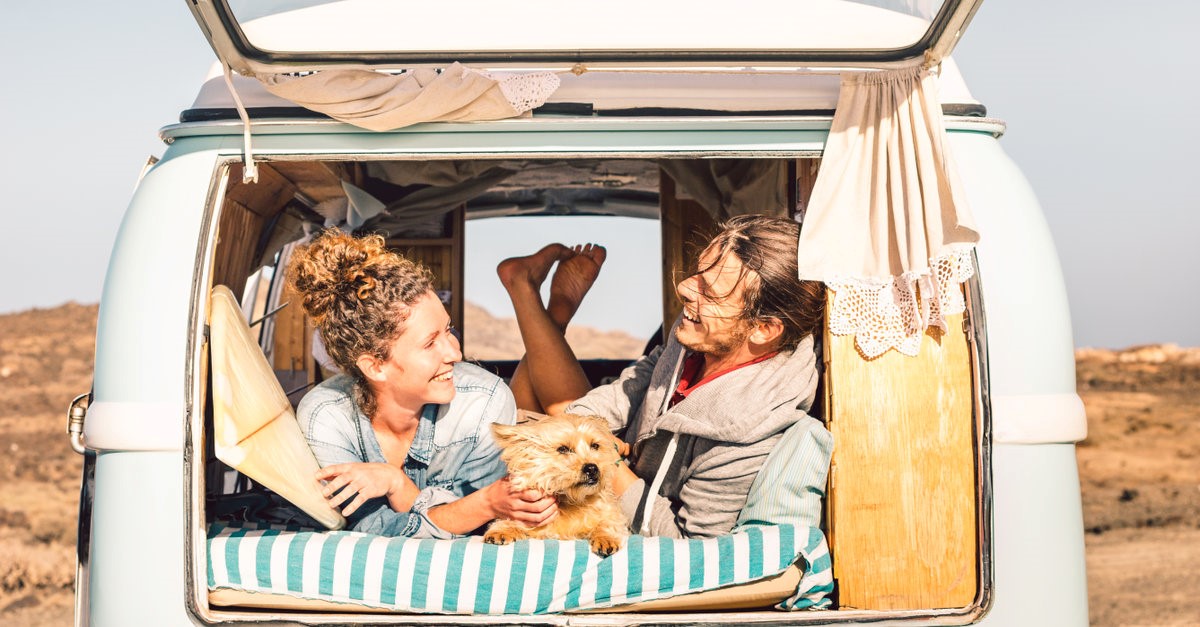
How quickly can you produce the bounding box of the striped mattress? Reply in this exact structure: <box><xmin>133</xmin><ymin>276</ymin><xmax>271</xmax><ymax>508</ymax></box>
<box><xmin>208</xmin><ymin>521</ymin><xmax>833</xmax><ymax>614</ymax></box>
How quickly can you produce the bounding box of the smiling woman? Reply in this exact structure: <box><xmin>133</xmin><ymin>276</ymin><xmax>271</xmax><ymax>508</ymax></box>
<box><xmin>284</xmin><ymin>230</ymin><xmax>557</xmax><ymax>538</ymax></box>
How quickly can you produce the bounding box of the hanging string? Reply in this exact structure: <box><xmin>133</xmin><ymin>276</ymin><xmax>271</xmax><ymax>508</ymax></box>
<box><xmin>223</xmin><ymin>63</ymin><xmax>259</xmax><ymax>184</ymax></box>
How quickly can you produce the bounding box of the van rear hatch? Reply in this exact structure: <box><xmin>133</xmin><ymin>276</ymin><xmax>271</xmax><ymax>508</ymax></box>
<box><xmin>187</xmin><ymin>0</ymin><xmax>983</xmax><ymax>74</ymax></box>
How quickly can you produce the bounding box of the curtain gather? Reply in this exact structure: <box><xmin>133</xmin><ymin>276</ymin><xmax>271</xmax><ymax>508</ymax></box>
<box><xmin>257</xmin><ymin>63</ymin><xmax>560</xmax><ymax>131</ymax></box>
<box><xmin>797</xmin><ymin>66</ymin><xmax>979</xmax><ymax>358</ymax></box>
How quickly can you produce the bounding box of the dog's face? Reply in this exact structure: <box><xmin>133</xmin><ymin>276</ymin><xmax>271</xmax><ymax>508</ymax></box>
<box><xmin>491</xmin><ymin>414</ymin><xmax>622</xmax><ymax>504</ymax></box>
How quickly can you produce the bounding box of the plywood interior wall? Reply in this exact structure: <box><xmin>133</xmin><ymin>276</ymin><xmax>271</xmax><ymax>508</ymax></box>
<box><xmin>386</xmin><ymin>206</ymin><xmax>465</xmax><ymax>331</ymax></box>
<box><xmin>824</xmin><ymin>295</ymin><xmax>978</xmax><ymax>610</ymax></box>
<box><xmin>658</xmin><ymin>170</ymin><xmax>719</xmax><ymax>336</ymax></box>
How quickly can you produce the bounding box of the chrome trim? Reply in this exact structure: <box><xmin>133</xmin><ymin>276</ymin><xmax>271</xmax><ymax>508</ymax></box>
<box><xmin>73</xmin><ymin>450</ymin><xmax>95</xmax><ymax>627</ymax></box>
<box><xmin>184</xmin><ymin>158</ymin><xmax>233</xmax><ymax>626</ymax></box>
<box><xmin>159</xmin><ymin>115</ymin><xmax>840</xmax><ymax>142</ymax></box>
<box><xmin>158</xmin><ymin>115</ymin><xmax>1006</xmax><ymax>142</ymax></box>
<box><xmin>966</xmin><ymin>259</ymin><xmax>996</xmax><ymax>621</ymax></box>
<box><xmin>67</xmin><ymin>392</ymin><xmax>89</xmax><ymax>455</ymax></box>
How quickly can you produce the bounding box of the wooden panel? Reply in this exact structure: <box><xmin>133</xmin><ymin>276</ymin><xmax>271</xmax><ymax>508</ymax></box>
<box><xmin>386</xmin><ymin>206</ymin><xmax>465</xmax><ymax>331</ymax></box>
<box><xmin>826</xmin><ymin>294</ymin><xmax>977</xmax><ymax>610</ymax></box>
<box><xmin>796</xmin><ymin>158</ymin><xmax>821</xmax><ymax>223</ymax></box>
<box><xmin>211</xmin><ymin>199</ymin><xmax>267</xmax><ymax>293</ymax></box>
<box><xmin>659</xmin><ymin>170</ymin><xmax>718</xmax><ymax>335</ymax></box>
<box><xmin>226</xmin><ymin>163</ymin><xmax>297</xmax><ymax>218</ymax></box>
<box><xmin>271</xmin><ymin>161</ymin><xmax>351</xmax><ymax>205</ymax></box>
<box><xmin>271</xmin><ymin>281</ymin><xmax>312</xmax><ymax>376</ymax></box>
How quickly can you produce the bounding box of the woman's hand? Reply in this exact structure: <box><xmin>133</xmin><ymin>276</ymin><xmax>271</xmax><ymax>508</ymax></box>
<box><xmin>315</xmin><ymin>462</ymin><xmax>417</xmax><ymax>517</ymax></box>
<box><xmin>486</xmin><ymin>477</ymin><xmax>558</xmax><ymax>527</ymax></box>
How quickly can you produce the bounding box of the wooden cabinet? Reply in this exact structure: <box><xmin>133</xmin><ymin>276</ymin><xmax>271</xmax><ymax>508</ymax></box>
<box><xmin>824</xmin><ymin>300</ymin><xmax>979</xmax><ymax>609</ymax></box>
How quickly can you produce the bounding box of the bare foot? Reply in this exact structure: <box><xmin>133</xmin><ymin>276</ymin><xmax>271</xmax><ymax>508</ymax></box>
<box><xmin>548</xmin><ymin>243</ymin><xmax>606</xmax><ymax>324</ymax></box>
<box><xmin>497</xmin><ymin>244</ymin><xmax>570</xmax><ymax>295</ymax></box>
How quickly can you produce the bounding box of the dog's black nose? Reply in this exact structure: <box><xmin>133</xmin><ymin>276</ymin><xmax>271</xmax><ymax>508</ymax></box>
<box><xmin>582</xmin><ymin>463</ymin><xmax>599</xmax><ymax>484</ymax></box>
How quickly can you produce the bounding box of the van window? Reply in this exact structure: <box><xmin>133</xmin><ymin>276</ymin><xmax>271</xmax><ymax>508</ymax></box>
<box><xmin>463</xmin><ymin>215</ymin><xmax>661</xmax><ymax>361</ymax></box>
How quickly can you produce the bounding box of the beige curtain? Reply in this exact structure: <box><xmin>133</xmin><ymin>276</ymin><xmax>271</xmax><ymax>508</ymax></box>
<box><xmin>257</xmin><ymin>63</ymin><xmax>559</xmax><ymax>131</ymax></box>
<box><xmin>797</xmin><ymin>66</ymin><xmax>979</xmax><ymax>358</ymax></box>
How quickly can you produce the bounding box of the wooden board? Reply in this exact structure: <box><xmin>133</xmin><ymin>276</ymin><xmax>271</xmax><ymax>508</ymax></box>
<box><xmin>386</xmin><ymin>206</ymin><xmax>465</xmax><ymax>330</ymax></box>
<box><xmin>825</xmin><ymin>297</ymin><xmax>977</xmax><ymax>610</ymax></box>
<box><xmin>211</xmin><ymin>198</ymin><xmax>267</xmax><ymax>293</ymax></box>
<box><xmin>226</xmin><ymin>163</ymin><xmax>297</xmax><ymax>218</ymax></box>
<box><xmin>796</xmin><ymin>158</ymin><xmax>820</xmax><ymax>223</ymax></box>
<box><xmin>270</xmin><ymin>279</ymin><xmax>315</xmax><ymax>403</ymax></box>
<box><xmin>658</xmin><ymin>170</ymin><xmax>718</xmax><ymax>335</ymax></box>
<box><xmin>270</xmin><ymin>161</ymin><xmax>355</xmax><ymax>206</ymax></box>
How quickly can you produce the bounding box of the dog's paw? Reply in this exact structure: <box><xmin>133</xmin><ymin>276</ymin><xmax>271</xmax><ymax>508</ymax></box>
<box><xmin>483</xmin><ymin>528</ymin><xmax>519</xmax><ymax>545</ymax></box>
<box><xmin>589</xmin><ymin>533</ymin><xmax>623</xmax><ymax>557</ymax></box>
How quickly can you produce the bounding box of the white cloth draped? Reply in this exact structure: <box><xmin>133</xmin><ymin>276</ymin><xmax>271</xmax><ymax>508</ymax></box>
<box><xmin>797</xmin><ymin>66</ymin><xmax>979</xmax><ymax>357</ymax></box>
<box><xmin>257</xmin><ymin>63</ymin><xmax>559</xmax><ymax>131</ymax></box>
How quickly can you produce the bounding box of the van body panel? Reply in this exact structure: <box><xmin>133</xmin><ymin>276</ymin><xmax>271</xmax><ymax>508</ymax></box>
<box><xmin>91</xmin><ymin>143</ymin><xmax>222</xmax><ymax>420</ymax></box>
<box><xmin>81</xmin><ymin>401</ymin><xmax>185</xmax><ymax>452</ymax></box>
<box><xmin>977</xmin><ymin>444</ymin><xmax>1088</xmax><ymax>627</ymax></box>
<box><xmin>947</xmin><ymin>132</ymin><xmax>1084</xmax><ymax>443</ymax></box>
<box><xmin>174</xmin><ymin>126</ymin><xmax>833</xmax><ymax>161</ymax></box>
<box><xmin>88</xmin><ymin>452</ymin><xmax>192</xmax><ymax>626</ymax></box>
<box><xmin>79</xmin><ymin>100</ymin><xmax>1086</xmax><ymax>622</ymax></box>
<box><xmin>990</xmin><ymin>393</ymin><xmax>1087</xmax><ymax>444</ymax></box>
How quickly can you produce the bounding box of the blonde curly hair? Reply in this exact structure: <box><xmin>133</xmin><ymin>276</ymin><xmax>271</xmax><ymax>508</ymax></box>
<box><xmin>286</xmin><ymin>229</ymin><xmax>433</xmax><ymax>416</ymax></box>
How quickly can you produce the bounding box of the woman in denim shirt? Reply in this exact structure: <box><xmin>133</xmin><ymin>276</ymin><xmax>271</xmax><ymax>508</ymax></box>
<box><xmin>287</xmin><ymin>230</ymin><xmax>556</xmax><ymax>538</ymax></box>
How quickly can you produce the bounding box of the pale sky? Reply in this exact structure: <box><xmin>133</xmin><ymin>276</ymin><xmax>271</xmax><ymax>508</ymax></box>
<box><xmin>1</xmin><ymin>0</ymin><xmax>1196</xmax><ymax>348</ymax></box>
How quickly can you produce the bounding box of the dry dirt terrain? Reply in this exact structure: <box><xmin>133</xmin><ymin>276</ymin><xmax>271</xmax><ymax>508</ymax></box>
<box><xmin>1075</xmin><ymin>345</ymin><xmax>1200</xmax><ymax>626</ymax></box>
<box><xmin>0</xmin><ymin>304</ymin><xmax>1195</xmax><ymax>626</ymax></box>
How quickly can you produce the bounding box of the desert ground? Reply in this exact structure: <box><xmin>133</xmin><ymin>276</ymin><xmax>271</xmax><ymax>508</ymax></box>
<box><xmin>0</xmin><ymin>304</ymin><xmax>1195</xmax><ymax>625</ymax></box>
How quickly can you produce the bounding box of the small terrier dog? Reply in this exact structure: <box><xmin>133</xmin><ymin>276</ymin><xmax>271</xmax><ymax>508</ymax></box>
<box><xmin>484</xmin><ymin>414</ymin><xmax>629</xmax><ymax>556</ymax></box>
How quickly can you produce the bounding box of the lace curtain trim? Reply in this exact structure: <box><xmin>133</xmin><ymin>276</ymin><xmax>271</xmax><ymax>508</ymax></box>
<box><xmin>479</xmin><ymin>69</ymin><xmax>561</xmax><ymax>114</ymax></box>
<box><xmin>826</xmin><ymin>248</ymin><xmax>976</xmax><ymax>358</ymax></box>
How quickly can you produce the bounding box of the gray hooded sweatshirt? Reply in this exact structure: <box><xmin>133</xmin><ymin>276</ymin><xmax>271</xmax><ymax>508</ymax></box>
<box><xmin>565</xmin><ymin>329</ymin><xmax>819</xmax><ymax>539</ymax></box>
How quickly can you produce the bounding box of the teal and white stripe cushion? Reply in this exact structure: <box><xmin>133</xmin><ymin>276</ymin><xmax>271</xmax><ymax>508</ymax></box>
<box><xmin>208</xmin><ymin>522</ymin><xmax>832</xmax><ymax>613</ymax></box>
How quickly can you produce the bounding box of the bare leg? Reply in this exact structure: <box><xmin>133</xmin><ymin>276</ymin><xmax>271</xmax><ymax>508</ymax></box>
<box><xmin>496</xmin><ymin>244</ymin><xmax>569</xmax><ymax>412</ymax></box>
<box><xmin>499</xmin><ymin>244</ymin><xmax>606</xmax><ymax>415</ymax></box>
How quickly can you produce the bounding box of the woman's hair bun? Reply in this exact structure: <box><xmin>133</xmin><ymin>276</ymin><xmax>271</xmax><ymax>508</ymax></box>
<box><xmin>286</xmin><ymin>230</ymin><xmax>391</xmax><ymax>325</ymax></box>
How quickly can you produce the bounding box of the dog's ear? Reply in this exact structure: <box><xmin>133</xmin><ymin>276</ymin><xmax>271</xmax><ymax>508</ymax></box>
<box><xmin>568</xmin><ymin>414</ymin><xmax>618</xmax><ymax>442</ymax></box>
<box><xmin>491</xmin><ymin>422</ymin><xmax>541</xmax><ymax>448</ymax></box>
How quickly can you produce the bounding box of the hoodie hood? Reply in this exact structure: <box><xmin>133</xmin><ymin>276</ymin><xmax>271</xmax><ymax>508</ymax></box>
<box><xmin>645</xmin><ymin>334</ymin><xmax>818</xmax><ymax>445</ymax></box>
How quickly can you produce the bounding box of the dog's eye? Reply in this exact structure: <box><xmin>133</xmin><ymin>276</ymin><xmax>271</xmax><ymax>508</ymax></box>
<box><xmin>556</xmin><ymin>445</ymin><xmax>570</xmax><ymax>455</ymax></box>
<box><xmin>590</xmin><ymin>442</ymin><xmax>600</xmax><ymax>450</ymax></box>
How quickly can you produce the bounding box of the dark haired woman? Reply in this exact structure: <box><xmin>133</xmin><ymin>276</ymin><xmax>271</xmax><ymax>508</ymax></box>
<box><xmin>288</xmin><ymin>230</ymin><xmax>556</xmax><ymax>538</ymax></box>
<box><xmin>499</xmin><ymin>216</ymin><xmax>830</xmax><ymax>538</ymax></box>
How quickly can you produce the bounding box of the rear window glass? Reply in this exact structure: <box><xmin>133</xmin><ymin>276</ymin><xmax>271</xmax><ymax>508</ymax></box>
<box><xmin>464</xmin><ymin>215</ymin><xmax>661</xmax><ymax>360</ymax></box>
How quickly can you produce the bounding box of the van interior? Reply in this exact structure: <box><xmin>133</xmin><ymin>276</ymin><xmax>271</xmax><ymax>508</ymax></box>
<box><xmin>196</xmin><ymin>154</ymin><xmax>987</xmax><ymax>620</ymax></box>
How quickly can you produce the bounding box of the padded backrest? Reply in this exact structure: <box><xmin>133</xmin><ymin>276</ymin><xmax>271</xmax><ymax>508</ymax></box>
<box><xmin>209</xmin><ymin>285</ymin><xmax>345</xmax><ymax>530</ymax></box>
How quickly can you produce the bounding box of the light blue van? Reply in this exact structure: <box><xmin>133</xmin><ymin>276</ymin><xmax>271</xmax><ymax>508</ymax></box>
<box><xmin>69</xmin><ymin>0</ymin><xmax>1088</xmax><ymax>625</ymax></box>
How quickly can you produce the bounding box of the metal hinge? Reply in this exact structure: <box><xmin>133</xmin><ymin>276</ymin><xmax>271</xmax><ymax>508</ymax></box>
<box><xmin>66</xmin><ymin>392</ymin><xmax>90</xmax><ymax>455</ymax></box>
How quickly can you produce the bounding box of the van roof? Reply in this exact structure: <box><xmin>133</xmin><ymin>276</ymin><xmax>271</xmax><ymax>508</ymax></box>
<box><xmin>183</xmin><ymin>57</ymin><xmax>985</xmax><ymax>124</ymax></box>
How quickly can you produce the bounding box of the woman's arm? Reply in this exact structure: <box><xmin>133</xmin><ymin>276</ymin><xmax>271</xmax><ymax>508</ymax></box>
<box><xmin>300</xmin><ymin>391</ymin><xmax>431</xmax><ymax>535</ymax></box>
<box><xmin>426</xmin><ymin>477</ymin><xmax>557</xmax><ymax>535</ymax></box>
<box><xmin>315</xmin><ymin>462</ymin><xmax>420</xmax><ymax>516</ymax></box>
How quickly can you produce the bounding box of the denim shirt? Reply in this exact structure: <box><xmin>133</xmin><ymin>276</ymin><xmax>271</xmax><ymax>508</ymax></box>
<box><xmin>295</xmin><ymin>362</ymin><xmax>515</xmax><ymax>538</ymax></box>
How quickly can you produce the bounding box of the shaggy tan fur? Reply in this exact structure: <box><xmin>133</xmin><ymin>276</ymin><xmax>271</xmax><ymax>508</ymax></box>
<box><xmin>484</xmin><ymin>414</ymin><xmax>629</xmax><ymax>556</ymax></box>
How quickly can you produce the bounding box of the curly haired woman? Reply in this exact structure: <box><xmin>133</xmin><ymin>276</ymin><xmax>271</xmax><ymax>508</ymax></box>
<box><xmin>287</xmin><ymin>230</ymin><xmax>556</xmax><ymax>538</ymax></box>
